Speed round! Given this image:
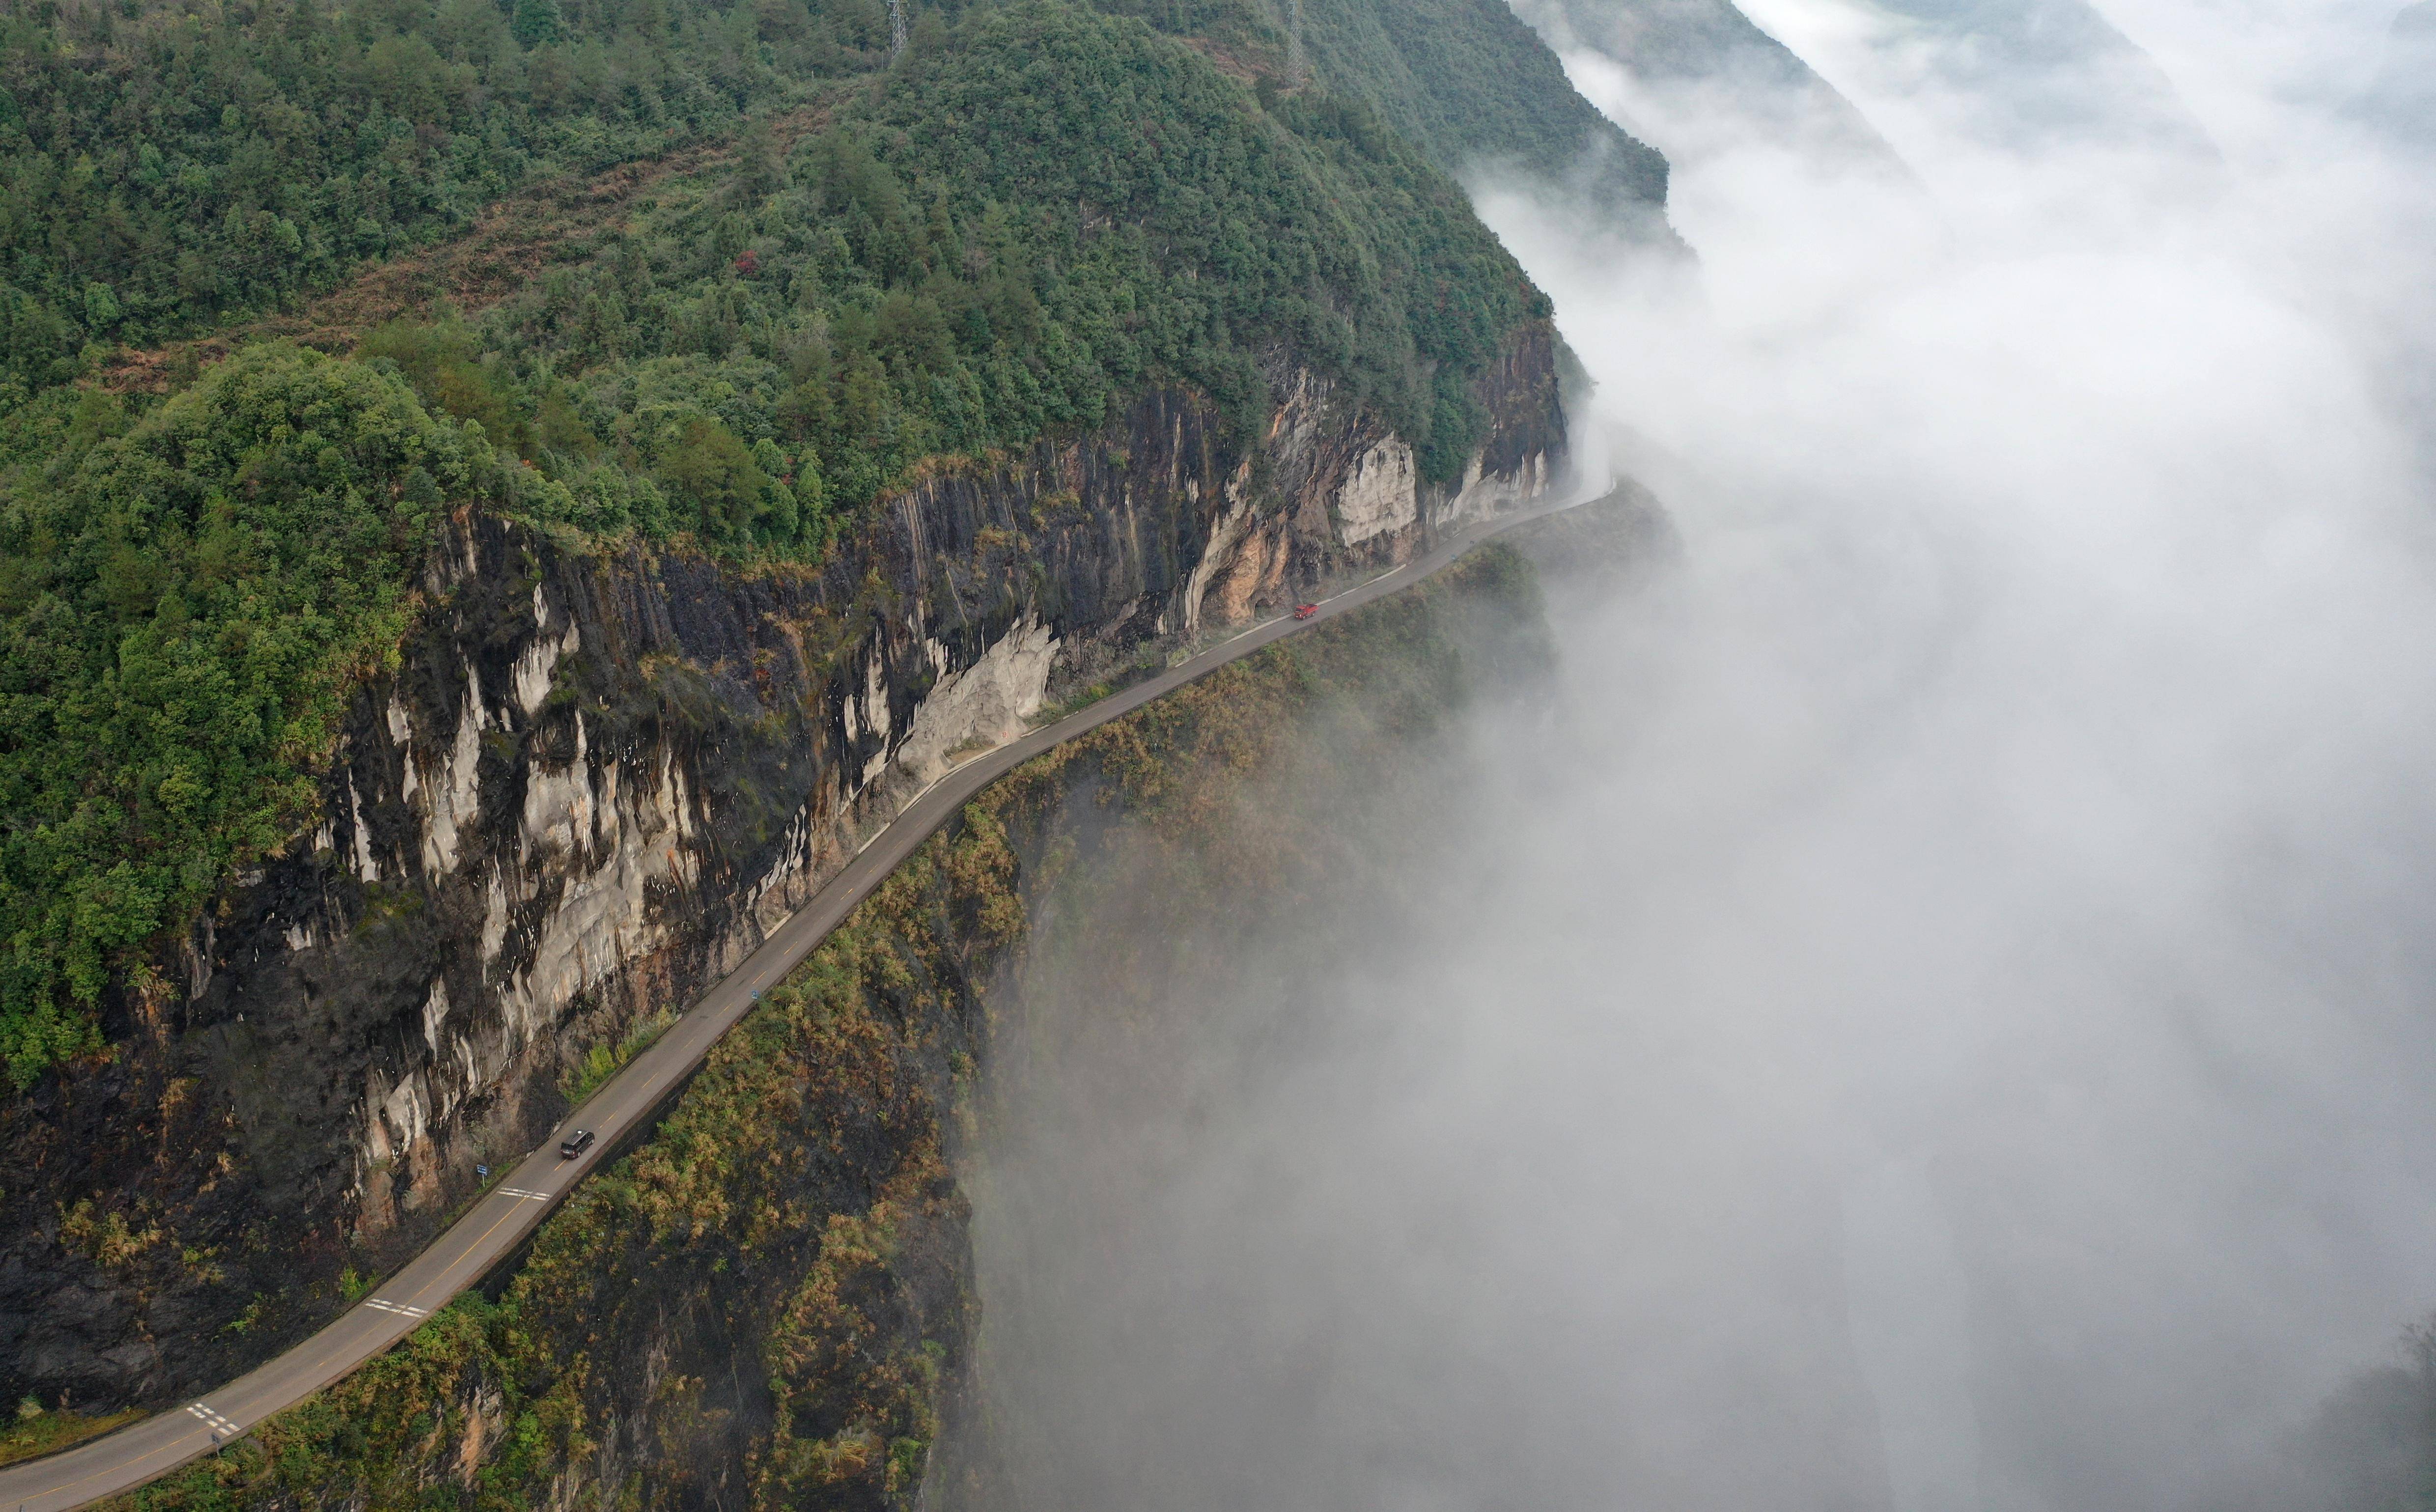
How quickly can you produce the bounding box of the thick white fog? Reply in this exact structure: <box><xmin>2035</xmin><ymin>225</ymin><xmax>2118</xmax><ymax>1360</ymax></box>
<box><xmin>953</xmin><ymin>4</ymin><xmax>2436</xmax><ymax>1510</ymax></box>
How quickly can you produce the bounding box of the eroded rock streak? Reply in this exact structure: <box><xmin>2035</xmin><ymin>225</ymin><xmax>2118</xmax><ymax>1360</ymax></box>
<box><xmin>0</xmin><ymin>341</ymin><xmax>1565</xmax><ymax>1408</ymax></box>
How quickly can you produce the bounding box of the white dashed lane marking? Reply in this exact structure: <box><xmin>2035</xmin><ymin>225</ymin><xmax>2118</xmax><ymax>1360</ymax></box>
<box><xmin>500</xmin><ymin>1187</ymin><xmax>553</xmax><ymax>1202</ymax></box>
<box><xmin>364</xmin><ymin>1298</ymin><xmax>429</xmax><ymax>1318</ymax></box>
<box><xmin>186</xmin><ymin>1403</ymin><xmax>239</xmax><ymax>1436</ymax></box>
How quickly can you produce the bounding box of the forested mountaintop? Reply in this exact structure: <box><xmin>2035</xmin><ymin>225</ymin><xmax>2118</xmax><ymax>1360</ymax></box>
<box><xmin>0</xmin><ymin>0</ymin><xmax>1661</xmax><ymax>1088</ymax></box>
<box><xmin>0</xmin><ymin>0</ymin><xmax>1654</xmax><ymax>397</ymax></box>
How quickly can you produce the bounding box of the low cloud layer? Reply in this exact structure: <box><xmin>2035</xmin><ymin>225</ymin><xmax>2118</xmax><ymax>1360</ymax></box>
<box><xmin>954</xmin><ymin>5</ymin><xmax>2436</xmax><ymax>1509</ymax></box>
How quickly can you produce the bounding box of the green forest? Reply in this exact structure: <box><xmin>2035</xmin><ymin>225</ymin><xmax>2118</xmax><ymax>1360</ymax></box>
<box><xmin>0</xmin><ymin>0</ymin><xmax>896</xmax><ymax>394</ymax></box>
<box><xmin>0</xmin><ymin>0</ymin><xmax>1589</xmax><ymax>1085</ymax></box>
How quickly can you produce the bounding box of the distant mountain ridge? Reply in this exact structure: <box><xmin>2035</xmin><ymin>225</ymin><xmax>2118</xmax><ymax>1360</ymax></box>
<box><xmin>1286</xmin><ymin>0</ymin><xmax>1680</xmax><ymax>238</ymax></box>
<box><xmin>1512</xmin><ymin>0</ymin><xmax>1908</xmax><ymax>172</ymax></box>
<box><xmin>1860</xmin><ymin>0</ymin><xmax>2222</xmax><ymax>158</ymax></box>
<box><xmin>2357</xmin><ymin>1</ymin><xmax>2436</xmax><ymax>147</ymax></box>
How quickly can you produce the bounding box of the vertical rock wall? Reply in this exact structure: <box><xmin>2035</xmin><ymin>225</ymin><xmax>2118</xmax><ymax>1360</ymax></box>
<box><xmin>0</xmin><ymin>336</ymin><xmax>1568</xmax><ymax>1412</ymax></box>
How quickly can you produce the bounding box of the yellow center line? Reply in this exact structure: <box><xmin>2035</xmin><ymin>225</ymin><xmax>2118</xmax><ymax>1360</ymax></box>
<box><xmin>392</xmin><ymin>1186</ymin><xmax>553</xmax><ymax>1311</ymax></box>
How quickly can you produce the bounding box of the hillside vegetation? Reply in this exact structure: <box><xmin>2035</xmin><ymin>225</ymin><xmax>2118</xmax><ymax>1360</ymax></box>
<box><xmin>1292</xmin><ymin>0</ymin><xmax>1671</xmax><ymax>218</ymax></box>
<box><xmin>1096</xmin><ymin>0</ymin><xmax>1672</xmax><ymax>221</ymax></box>
<box><xmin>0</xmin><ymin>348</ymin><xmax>470</xmax><ymax>1079</ymax></box>
<box><xmin>0</xmin><ymin>0</ymin><xmax>1594</xmax><ymax>1087</ymax></box>
<box><xmin>0</xmin><ymin>0</ymin><xmax>898</xmax><ymax>398</ymax></box>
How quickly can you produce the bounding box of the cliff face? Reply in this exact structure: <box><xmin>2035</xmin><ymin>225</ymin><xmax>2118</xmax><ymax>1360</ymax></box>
<box><xmin>94</xmin><ymin>494</ymin><xmax>1670</xmax><ymax>1512</ymax></box>
<box><xmin>0</xmin><ymin>336</ymin><xmax>1566</xmax><ymax>1414</ymax></box>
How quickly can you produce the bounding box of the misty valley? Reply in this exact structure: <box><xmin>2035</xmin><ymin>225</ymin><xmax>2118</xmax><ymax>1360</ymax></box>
<box><xmin>2</xmin><ymin>1</ymin><xmax>2436</xmax><ymax>1510</ymax></box>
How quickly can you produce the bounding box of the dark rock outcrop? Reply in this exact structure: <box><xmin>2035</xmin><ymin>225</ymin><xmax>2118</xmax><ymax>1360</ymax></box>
<box><xmin>0</xmin><ymin>336</ymin><xmax>1569</xmax><ymax>1414</ymax></box>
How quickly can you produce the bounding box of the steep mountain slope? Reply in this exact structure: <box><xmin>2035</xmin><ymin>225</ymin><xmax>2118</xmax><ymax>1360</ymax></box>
<box><xmin>0</xmin><ymin>0</ymin><xmax>893</xmax><ymax>398</ymax></box>
<box><xmin>0</xmin><ymin>0</ymin><xmax>1672</xmax><ymax>409</ymax></box>
<box><xmin>0</xmin><ymin>0</ymin><xmax>1621</xmax><ymax>1445</ymax></box>
<box><xmin>0</xmin><ymin>0</ymin><xmax>1550</xmax><ymax>1089</ymax></box>
<box><xmin>1512</xmin><ymin>0</ymin><xmax>1907</xmax><ymax>174</ymax></box>
<box><xmin>1289</xmin><ymin>0</ymin><xmax>1673</xmax><ymax>232</ymax></box>
<box><xmin>1092</xmin><ymin>0</ymin><xmax>1677</xmax><ymax>235</ymax></box>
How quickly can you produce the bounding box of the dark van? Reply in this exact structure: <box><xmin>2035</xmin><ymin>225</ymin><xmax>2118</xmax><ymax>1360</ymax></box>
<box><xmin>559</xmin><ymin>1129</ymin><xmax>596</xmax><ymax>1160</ymax></box>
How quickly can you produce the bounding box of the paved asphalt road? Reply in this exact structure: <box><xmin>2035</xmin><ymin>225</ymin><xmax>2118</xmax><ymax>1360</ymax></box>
<box><xmin>0</xmin><ymin>490</ymin><xmax>1589</xmax><ymax>1512</ymax></box>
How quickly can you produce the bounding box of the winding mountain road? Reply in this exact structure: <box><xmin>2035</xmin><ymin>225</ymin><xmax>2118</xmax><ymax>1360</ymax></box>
<box><xmin>0</xmin><ymin>488</ymin><xmax>1592</xmax><ymax>1512</ymax></box>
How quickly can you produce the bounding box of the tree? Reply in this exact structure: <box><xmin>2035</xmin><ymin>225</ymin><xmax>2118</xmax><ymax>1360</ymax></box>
<box><xmin>511</xmin><ymin>0</ymin><xmax>565</xmax><ymax>49</ymax></box>
<box><xmin>653</xmin><ymin>417</ymin><xmax>770</xmax><ymax>545</ymax></box>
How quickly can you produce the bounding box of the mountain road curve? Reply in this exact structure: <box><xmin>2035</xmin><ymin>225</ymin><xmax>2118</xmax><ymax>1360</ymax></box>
<box><xmin>0</xmin><ymin>483</ymin><xmax>1599</xmax><ymax>1512</ymax></box>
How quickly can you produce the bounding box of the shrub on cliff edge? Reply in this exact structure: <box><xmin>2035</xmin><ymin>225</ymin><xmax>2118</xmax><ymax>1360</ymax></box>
<box><xmin>0</xmin><ymin>345</ymin><xmax>466</xmax><ymax>1085</ymax></box>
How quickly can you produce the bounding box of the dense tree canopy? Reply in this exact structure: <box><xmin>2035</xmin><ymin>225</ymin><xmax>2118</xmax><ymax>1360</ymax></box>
<box><xmin>0</xmin><ymin>345</ymin><xmax>478</xmax><ymax>1082</ymax></box>
<box><xmin>0</xmin><ymin>0</ymin><xmax>900</xmax><ymax>397</ymax></box>
<box><xmin>445</xmin><ymin>0</ymin><xmax>1545</xmax><ymax>551</ymax></box>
